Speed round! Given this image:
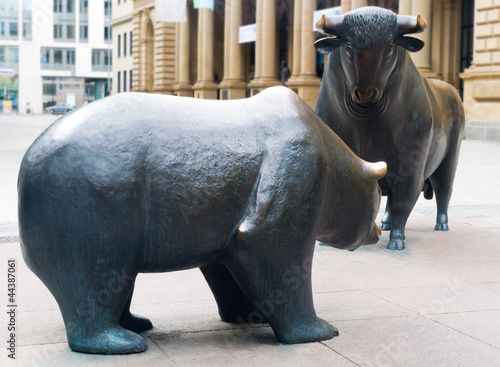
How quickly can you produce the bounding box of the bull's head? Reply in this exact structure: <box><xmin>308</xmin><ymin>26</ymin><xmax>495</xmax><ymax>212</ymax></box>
<box><xmin>315</xmin><ymin>7</ymin><xmax>426</xmax><ymax>106</ymax></box>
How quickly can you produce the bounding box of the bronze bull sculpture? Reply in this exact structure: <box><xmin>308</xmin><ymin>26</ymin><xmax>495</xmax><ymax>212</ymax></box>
<box><xmin>18</xmin><ymin>87</ymin><xmax>386</xmax><ymax>354</ymax></box>
<box><xmin>315</xmin><ymin>7</ymin><xmax>465</xmax><ymax>250</ymax></box>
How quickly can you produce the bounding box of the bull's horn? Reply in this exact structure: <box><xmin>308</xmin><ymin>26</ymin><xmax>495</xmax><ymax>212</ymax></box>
<box><xmin>397</xmin><ymin>14</ymin><xmax>427</xmax><ymax>35</ymax></box>
<box><xmin>364</xmin><ymin>161</ymin><xmax>387</xmax><ymax>180</ymax></box>
<box><xmin>316</xmin><ymin>14</ymin><xmax>344</xmax><ymax>36</ymax></box>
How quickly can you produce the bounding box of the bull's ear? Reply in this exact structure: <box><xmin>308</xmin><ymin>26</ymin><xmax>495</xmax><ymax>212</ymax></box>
<box><xmin>315</xmin><ymin>37</ymin><xmax>342</xmax><ymax>55</ymax></box>
<box><xmin>397</xmin><ymin>35</ymin><xmax>424</xmax><ymax>52</ymax></box>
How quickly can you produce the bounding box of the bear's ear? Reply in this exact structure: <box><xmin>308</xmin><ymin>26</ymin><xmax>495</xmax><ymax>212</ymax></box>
<box><xmin>396</xmin><ymin>35</ymin><xmax>424</xmax><ymax>52</ymax></box>
<box><xmin>315</xmin><ymin>37</ymin><xmax>342</xmax><ymax>55</ymax></box>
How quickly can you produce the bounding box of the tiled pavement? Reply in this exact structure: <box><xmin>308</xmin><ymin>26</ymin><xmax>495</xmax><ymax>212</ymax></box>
<box><xmin>1</xmin><ymin>114</ymin><xmax>499</xmax><ymax>366</ymax></box>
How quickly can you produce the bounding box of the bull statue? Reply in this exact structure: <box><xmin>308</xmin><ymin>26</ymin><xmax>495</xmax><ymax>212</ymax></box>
<box><xmin>18</xmin><ymin>87</ymin><xmax>386</xmax><ymax>354</ymax></box>
<box><xmin>315</xmin><ymin>7</ymin><xmax>465</xmax><ymax>250</ymax></box>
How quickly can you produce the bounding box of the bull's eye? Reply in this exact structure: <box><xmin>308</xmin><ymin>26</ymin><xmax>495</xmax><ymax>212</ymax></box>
<box><xmin>386</xmin><ymin>44</ymin><xmax>395</xmax><ymax>59</ymax></box>
<box><xmin>345</xmin><ymin>43</ymin><xmax>353</xmax><ymax>58</ymax></box>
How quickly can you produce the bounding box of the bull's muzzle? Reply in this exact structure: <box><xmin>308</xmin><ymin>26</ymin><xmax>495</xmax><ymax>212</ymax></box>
<box><xmin>353</xmin><ymin>86</ymin><xmax>380</xmax><ymax>104</ymax></box>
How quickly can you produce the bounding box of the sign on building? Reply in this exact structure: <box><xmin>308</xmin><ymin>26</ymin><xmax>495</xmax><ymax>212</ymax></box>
<box><xmin>239</xmin><ymin>24</ymin><xmax>257</xmax><ymax>44</ymax></box>
<box><xmin>313</xmin><ymin>6</ymin><xmax>341</xmax><ymax>32</ymax></box>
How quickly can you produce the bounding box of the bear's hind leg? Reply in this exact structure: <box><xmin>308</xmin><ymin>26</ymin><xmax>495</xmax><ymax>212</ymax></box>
<box><xmin>200</xmin><ymin>263</ymin><xmax>266</xmax><ymax>323</ymax></box>
<box><xmin>119</xmin><ymin>282</ymin><xmax>153</xmax><ymax>333</ymax></box>
<box><xmin>55</xmin><ymin>268</ymin><xmax>148</xmax><ymax>354</ymax></box>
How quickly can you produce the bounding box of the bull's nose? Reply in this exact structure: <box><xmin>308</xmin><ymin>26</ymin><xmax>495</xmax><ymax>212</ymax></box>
<box><xmin>353</xmin><ymin>86</ymin><xmax>379</xmax><ymax>103</ymax></box>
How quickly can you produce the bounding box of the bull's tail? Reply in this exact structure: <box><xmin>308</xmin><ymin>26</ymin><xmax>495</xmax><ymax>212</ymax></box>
<box><xmin>423</xmin><ymin>179</ymin><xmax>433</xmax><ymax>200</ymax></box>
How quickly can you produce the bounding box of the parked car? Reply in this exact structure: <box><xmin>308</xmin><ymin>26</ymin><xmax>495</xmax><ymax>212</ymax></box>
<box><xmin>46</xmin><ymin>103</ymin><xmax>74</xmax><ymax>114</ymax></box>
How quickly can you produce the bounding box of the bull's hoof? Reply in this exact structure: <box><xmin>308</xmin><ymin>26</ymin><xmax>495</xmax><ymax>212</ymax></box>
<box><xmin>387</xmin><ymin>238</ymin><xmax>405</xmax><ymax>250</ymax></box>
<box><xmin>274</xmin><ymin>317</ymin><xmax>338</xmax><ymax>344</ymax></box>
<box><xmin>120</xmin><ymin>313</ymin><xmax>153</xmax><ymax>333</ymax></box>
<box><xmin>68</xmin><ymin>326</ymin><xmax>148</xmax><ymax>354</ymax></box>
<box><xmin>435</xmin><ymin>223</ymin><xmax>449</xmax><ymax>231</ymax></box>
<box><xmin>435</xmin><ymin>214</ymin><xmax>449</xmax><ymax>231</ymax></box>
<box><xmin>380</xmin><ymin>222</ymin><xmax>391</xmax><ymax>231</ymax></box>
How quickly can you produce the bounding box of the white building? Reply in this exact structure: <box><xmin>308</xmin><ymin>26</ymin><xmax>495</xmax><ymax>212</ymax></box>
<box><xmin>0</xmin><ymin>0</ymin><xmax>113</xmax><ymax>114</ymax></box>
<box><xmin>110</xmin><ymin>0</ymin><xmax>133</xmax><ymax>95</ymax></box>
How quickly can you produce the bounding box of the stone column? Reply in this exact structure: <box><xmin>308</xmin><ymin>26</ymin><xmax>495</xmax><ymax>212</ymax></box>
<box><xmin>290</xmin><ymin>0</ymin><xmax>302</xmax><ymax>79</ymax></box>
<box><xmin>341</xmin><ymin>0</ymin><xmax>351</xmax><ymax>14</ymax></box>
<box><xmin>410</xmin><ymin>0</ymin><xmax>432</xmax><ymax>73</ymax></box>
<box><xmin>249</xmin><ymin>0</ymin><xmax>280</xmax><ymax>96</ymax></box>
<box><xmin>193</xmin><ymin>8</ymin><xmax>218</xmax><ymax>99</ymax></box>
<box><xmin>219</xmin><ymin>0</ymin><xmax>246</xmax><ymax>99</ymax></box>
<box><xmin>286</xmin><ymin>0</ymin><xmax>321</xmax><ymax>109</ymax></box>
<box><xmin>398</xmin><ymin>0</ymin><xmax>412</xmax><ymax>15</ymax></box>
<box><xmin>173</xmin><ymin>8</ymin><xmax>193</xmax><ymax>97</ymax></box>
<box><xmin>351</xmin><ymin>0</ymin><xmax>368</xmax><ymax>9</ymax></box>
<box><xmin>461</xmin><ymin>0</ymin><xmax>500</xmax><ymax>131</ymax></box>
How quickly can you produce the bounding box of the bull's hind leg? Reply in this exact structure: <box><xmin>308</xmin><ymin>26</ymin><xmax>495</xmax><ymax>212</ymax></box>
<box><xmin>429</xmin><ymin>146</ymin><xmax>462</xmax><ymax>231</ymax></box>
<box><xmin>119</xmin><ymin>283</ymin><xmax>153</xmax><ymax>333</ymax></box>
<box><xmin>380</xmin><ymin>202</ymin><xmax>391</xmax><ymax>230</ymax></box>
<box><xmin>200</xmin><ymin>264</ymin><xmax>266</xmax><ymax>323</ymax></box>
<box><xmin>227</xmin><ymin>234</ymin><xmax>337</xmax><ymax>344</ymax></box>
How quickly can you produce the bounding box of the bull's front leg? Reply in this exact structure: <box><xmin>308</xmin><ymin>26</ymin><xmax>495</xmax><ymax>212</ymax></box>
<box><xmin>386</xmin><ymin>180</ymin><xmax>422</xmax><ymax>250</ymax></box>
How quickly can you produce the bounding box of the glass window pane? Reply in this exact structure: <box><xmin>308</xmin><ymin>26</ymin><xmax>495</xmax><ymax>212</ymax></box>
<box><xmin>9</xmin><ymin>23</ymin><xmax>18</xmax><ymax>37</ymax></box>
<box><xmin>67</xmin><ymin>25</ymin><xmax>74</xmax><ymax>40</ymax></box>
<box><xmin>54</xmin><ymin>50</ymin><xmax>62</xmax><ymax>64</ymax></box>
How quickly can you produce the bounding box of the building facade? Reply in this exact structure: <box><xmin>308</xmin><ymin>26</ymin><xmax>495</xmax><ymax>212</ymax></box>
<box><xmin>110</xmin><ymin>0</ymin><xmax>134</xmax><ymax>95</ymax></box>
<box><xmin>129</xmin><ymin>0</ymin><xmax>470</xmax><ymax>108</ymax></box>
<box><xmin>0</xmin><ymin>0</ymin><xmax>113</xmax><ymax>114</ymax></box>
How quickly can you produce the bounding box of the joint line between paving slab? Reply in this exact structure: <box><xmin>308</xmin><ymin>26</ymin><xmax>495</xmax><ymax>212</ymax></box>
<box><xmin>320</xmin><ymin>341</ymin><xmax>362</xmax><ymax>366</ymax></box>
<box><xmin>427</xmin><ymin>317</ymin><xmax>500</xmax><ymax>351</ymax></box>
<box><xmin>148</xmin><ymin>337</ymin><xmax>178</xmax><ymax>364</ymax></box>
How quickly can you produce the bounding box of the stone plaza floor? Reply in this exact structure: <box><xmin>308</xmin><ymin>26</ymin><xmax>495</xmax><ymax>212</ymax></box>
<box><xmin>1</xmin><ymin>113</ymin><xmax>499</xmax><ymax>366</ymax></box>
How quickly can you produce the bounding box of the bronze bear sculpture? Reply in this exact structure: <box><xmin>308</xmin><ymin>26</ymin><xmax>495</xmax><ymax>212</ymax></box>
<box><xmin>18</xmin><ymin>87</ymin><xmax>386</xmax><ymax>354</ymax></box>
<box><xmin>315</xmin><ymin>7</ymin><xmax>465</xmax><ymax>250</ymax></box>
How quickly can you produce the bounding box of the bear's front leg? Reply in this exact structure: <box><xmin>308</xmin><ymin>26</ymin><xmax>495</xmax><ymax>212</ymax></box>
<box><xmin>228</xmin><ymin>233</ymin><xmax>338</xmax><ymax>344</ymax></box>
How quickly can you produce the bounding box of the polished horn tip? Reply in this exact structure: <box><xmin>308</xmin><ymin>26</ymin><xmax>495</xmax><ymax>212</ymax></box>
<box><xmin>366</xmin><ymin>161</ymin><xmax>387</xmax><ymax>180</ymax></box>
<box><xmin>316</xmin><ymin>14</ymin><xmax>326</xmax><ymax>29</ymax></box>
<box><xmin>416</xmin><ymin>14</ymin><xmax>427</xmax><ymax>31</ymax></box>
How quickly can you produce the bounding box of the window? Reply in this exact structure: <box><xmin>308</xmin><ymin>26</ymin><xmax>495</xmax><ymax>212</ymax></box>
<box><xmin>91</xmin><ymin>49</ymin><xmax>109</xmax><ymax>71</ymax></box>
<box><xmin>129</xmin><ymin>70</ymin><xmax>132</xmax><ymax>90</ymax></box>
<box><xmin>118</xmin><ymin>34</ymin><xmax>121</xmax><ymax>57</ymax></box>
<box><xmin>0</xmin><ymin>48</ymin><xmax>4</xmax><ymax>62</ymax></box>
<box><xmin>41</xmin><ymin>49</ymin><xmax>50</xmax><ymax>64</ymax></box>
<box><xmin>104</xmin><ymin>26</ymin><xmax>112</xmax><ymax>42</ymax></box>
<box><xmin>66</xmin><ymin>25</ymin><xmax>75</xmax><ymax>40</ymax></box>
<box><xmin>92</xmin><ymin>51</ymin><xmax>101</xmax><ymax>66</ymax></box>
<box><xmin>104</xmin><ymin>0</ymin><xmax>112</xmax><ymax>16</ymax></box>
<box><xmin>9</xmin><ymin>23</ymin><xmax>18</xmax><ymax>37</ymax></box>
<box><xmin>23</xmin><ymin>22</ymin><xmax>32</xmax><ymax>39</ymax></box>
<box><xmin>67</xmin><ymin>0</ymin><xmax>74</xmax><ymax>13</ymax></box>
<box><xmin>43</xmin><ymin>83</ymin><xmax>56</xmax><ymax>95</ymax></box>
<box><xmin>66</xmin><ymin>50</ymin><xmax>75</xmax><ymax>65</ymax></box>
<box><xmin>130</xmin><ymin>31</ymin><xmax>133</xmax><ymax>55</ymax></box>
<box><xmin>104</xmin><ymin>51</ymin><xmax>111</xmax><ymax>66</ymax></box>
<box><xmin>54</xmin><ymin>24</ymin><xmax>62</xmax><ymax>39</ymax></box>
<box><xmin>54</xmin><ymin>0</ymin><xmax>63</xmax><ymax>13</ymax></box>
<box><xmin>123</xmin><ymin>70</ymin><xmax>127</xmax><ymax>92</ymax></box>
<box><xmin>0</xmin><ymin>23</ymin><xmax>4</xmax><ymax>37</ymax></box>
<box><xmin>79</xmin><ymin>0</ymin><xmax>88</xmax><ymax>14</ymax></box>
<box><xmin>54</xmin><ymin>50</ymin><xmax>62</xmax><ymax>64</ymax></box>
<box><xmin>79</xmin><ymin>25</ymin><xmax>88</xmax><ymax>41</ymax></box>
<box><xmin>124</xmin><ymin>33</ymin><xmax>127</xmax><ymax>57</ymax></box>
<box><xmin>117</xmin><ymin>71</ymin><xmax>121</xmax><ymax>93</ymax></box>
